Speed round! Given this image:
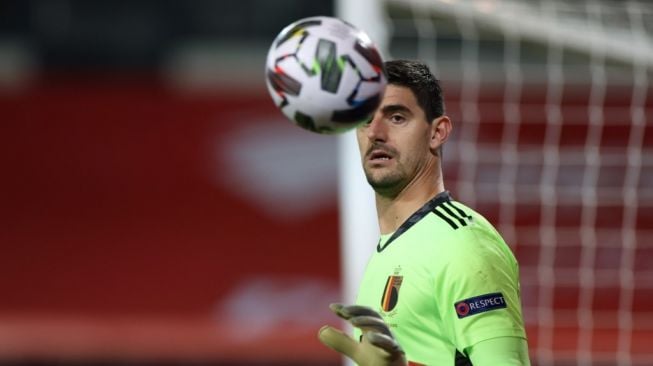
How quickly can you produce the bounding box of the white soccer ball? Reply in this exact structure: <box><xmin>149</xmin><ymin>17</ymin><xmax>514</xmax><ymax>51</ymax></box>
<box><xmin>265</xmin><ymin>16</ymin><xmax>386</xmax><ymax>134</ymax></box>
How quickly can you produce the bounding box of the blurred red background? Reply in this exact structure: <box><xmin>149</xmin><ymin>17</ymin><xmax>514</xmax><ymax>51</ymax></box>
<box><xmin>0</xmin><ymin>75</ymin><xmax>341</xmax><ymax>364</ymax></box>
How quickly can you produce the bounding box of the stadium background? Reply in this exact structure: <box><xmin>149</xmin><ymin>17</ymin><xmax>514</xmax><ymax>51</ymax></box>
<box><xmin>1</xmin><ymin>1</ymin><xmax>651</xmax><ymax>365</ymax></box>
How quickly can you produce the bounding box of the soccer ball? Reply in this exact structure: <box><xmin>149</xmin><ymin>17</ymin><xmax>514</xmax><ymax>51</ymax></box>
<box><xmin>265</xmin><ymin>16</ymin><xmax>386</xmax><ymax>134</ymax></box>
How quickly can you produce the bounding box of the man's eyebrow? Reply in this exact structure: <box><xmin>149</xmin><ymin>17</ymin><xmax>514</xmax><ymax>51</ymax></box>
<box><xmin>381</xmin><ymin>104</ymin><xmax>412</xmax><ymax>115</ymax></box>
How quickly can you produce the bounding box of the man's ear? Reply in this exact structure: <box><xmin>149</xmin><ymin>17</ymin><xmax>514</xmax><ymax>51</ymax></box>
<box><xmin>430</xmin><ymin>115</ymin><xmax>452</xmax><ymax>152</ymax></box>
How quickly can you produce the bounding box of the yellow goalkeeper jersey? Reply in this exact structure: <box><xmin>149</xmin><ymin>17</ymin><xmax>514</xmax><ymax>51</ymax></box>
<box><xmin>355</xmin><ymin>191</ymin><xmax>527</xmax><ymax>365</ymax></box>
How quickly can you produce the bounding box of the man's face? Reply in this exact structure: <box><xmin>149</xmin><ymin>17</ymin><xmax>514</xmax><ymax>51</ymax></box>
<box><xmin>356</xmin><ymin>84</ymin><xmax>435</xmax><ymax>197</ymax></box>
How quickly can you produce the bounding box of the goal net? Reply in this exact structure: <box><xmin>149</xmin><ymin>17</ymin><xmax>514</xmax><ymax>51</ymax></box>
<box><xmin>338</xmin><ymin>1</ymin><xmax>653</xmax><ymax>365</ymax></box>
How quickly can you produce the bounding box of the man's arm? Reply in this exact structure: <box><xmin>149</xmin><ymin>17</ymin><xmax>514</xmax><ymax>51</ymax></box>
<box><xmin>320</xmin><ymin>303</ymin><xmax>531</xmax><ymax>365</ymax></box>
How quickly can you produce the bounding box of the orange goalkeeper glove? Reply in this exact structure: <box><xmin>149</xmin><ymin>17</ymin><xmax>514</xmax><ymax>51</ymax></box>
<box><xmin>318</xmin><ymin>303</ymin><xmax>407</xmax><ymax>366</ymax></box>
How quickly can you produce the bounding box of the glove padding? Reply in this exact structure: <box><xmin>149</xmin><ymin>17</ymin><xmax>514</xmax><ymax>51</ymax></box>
<box><xmin>318</xmin><ymin>303</ymin><xmax>407</xmax><ymax>366</ymax></box>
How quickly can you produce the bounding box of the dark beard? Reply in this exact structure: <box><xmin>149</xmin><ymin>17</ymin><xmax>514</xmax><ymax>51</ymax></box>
<box><xmin>365</xmin><ymin>169</ymin><xmax>406</xmax><ymax>198</ymax></box>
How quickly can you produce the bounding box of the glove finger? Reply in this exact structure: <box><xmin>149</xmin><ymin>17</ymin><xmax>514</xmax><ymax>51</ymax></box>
<box><xmin>367</xmin><ymin>331</ymin><xmax>404</xmax><ymax>356</ymax></box>
<box><xmin>333</xmin><ymin>304</ymin><xmax>383</xmax><ymax>319</ymax></box>
<box><xmin>328</xmin><ymin>303</ymin><xmax>352</xmax><ymax>320</ymax></box>
<box><xmin>318</xmin><ymin>325</ymin><xmax>359</xmax><ymax>359</ymax></box>
<box><xmin>350</xmin><ymin>315</ymin><xmax>393</xmax><ymax>337</ymax></box>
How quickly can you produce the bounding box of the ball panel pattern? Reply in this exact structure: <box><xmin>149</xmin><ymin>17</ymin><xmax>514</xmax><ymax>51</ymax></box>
<box><xmin>265</xmin><ymin>16</ymin><xmax>386</xmax><ymax>134</ymax></box>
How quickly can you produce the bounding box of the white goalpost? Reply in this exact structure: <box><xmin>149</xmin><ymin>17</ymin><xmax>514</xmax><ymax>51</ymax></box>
<box><xmin>337</xmin><ymin>1</ymin><xmax>653</xmax><ymax>365</ymax></box>
<box><xmin>335</xmin><ymin>0</ymin><xmax>387</xmax><ymax>313</ymax></box>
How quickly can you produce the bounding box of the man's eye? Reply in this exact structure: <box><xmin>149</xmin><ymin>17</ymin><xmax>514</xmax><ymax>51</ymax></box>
<box><xmin>390</xmin><ymin>115</ymin><xmax>405</xmax><ymax>123</ymax></box>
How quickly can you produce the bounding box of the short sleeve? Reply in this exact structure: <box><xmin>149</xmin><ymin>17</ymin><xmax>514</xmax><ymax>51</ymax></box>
<box><xmin>468</xmin><ymin>336</ymin><xmax>531</xmax><ymax>365</ymax></box>
<box><xmin>437</xmin><ymin>225</ymin><xmax>527</xmax><ymax>351</ymax></box>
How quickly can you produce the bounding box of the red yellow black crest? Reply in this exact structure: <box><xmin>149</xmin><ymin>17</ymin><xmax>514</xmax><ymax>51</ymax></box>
<box><xmin>381</xmin><ymin>275</ymin><xmax>403</xmax><ymax>312</ymax></box>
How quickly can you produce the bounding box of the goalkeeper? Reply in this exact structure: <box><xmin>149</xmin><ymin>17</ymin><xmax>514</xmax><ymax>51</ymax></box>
<box><xmin>319</xmin><ymin>60</ymin><xmax>530</xmax><ymax>365</ymax></box>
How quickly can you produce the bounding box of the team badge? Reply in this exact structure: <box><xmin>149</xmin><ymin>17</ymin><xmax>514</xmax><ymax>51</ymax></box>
<box><xmin>455</xmin><ymin>292</ymin><xmax>507</xmax><ymax>318</ymax></box>
<box><xmin>381</xmin><ymin>275</ymin><xmax>403</xmax><ymax>312</ymax></box>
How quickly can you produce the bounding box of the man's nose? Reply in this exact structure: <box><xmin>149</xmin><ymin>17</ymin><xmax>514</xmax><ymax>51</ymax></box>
<box><xmin>366</xmin><ymin>115</ymin><xmax>387</xmax><ymax>141</ymax></box>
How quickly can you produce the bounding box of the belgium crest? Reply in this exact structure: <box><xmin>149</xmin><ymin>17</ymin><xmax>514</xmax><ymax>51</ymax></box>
<box><xmin>381</xmin><ymin>274</ymin><xmax>403</xmax><ymax>312</ymax></box>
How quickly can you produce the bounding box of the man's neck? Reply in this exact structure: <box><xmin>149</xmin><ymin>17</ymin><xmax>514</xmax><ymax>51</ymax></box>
<box><xmin>375</xmin><ymin>174</ymin><xmax>444</xmax><ymax>235</ymax></box>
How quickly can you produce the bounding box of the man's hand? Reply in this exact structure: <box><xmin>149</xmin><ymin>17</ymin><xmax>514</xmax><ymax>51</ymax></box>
<box><xmin>318</xmin><ymin>303</ymin><xmax>407</xmax><ymax>366</ymax></box>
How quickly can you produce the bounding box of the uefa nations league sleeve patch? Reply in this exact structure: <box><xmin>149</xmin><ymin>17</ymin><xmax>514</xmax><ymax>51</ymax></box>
<box><xmin>454</xmin><ymin>292</ymin><xmax>507</xmax><ymax>318</ymax></box>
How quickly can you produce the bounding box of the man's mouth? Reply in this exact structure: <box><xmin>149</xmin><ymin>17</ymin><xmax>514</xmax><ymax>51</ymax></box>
<box><xmin>369</xmin><ymin>150</ymin><xmax>393</xmax><ymax>161</ymax></box>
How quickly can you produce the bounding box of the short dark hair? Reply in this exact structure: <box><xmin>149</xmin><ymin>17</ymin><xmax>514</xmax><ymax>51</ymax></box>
<box><xmin>384</xmin><ymin>60</ymin><xmax>445</xmax><ymax>123</ymax></box>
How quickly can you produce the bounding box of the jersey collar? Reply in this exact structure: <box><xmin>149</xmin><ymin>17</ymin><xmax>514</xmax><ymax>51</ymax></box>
<box><xmin>377</xmin><ymin>191</ymin><xmax>452</xmax><ymax>253</ymax></box>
